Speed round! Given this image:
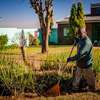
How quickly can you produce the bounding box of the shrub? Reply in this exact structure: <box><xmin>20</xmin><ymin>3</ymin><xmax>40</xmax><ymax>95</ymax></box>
<box><xmin>29</xmin><ymin>33</ymin><xmax>40</xmax><ymax>47</ymax></box>
<box><xmin>33</xmin><ymin>37</ymin><xmax>40</xmax><ymax>46</ymax></box>
<box><xmin>0</xmin><ymin>34</ymin><xmax>8</xmax><ymax>50</ymax></box>
<box><xmin>34</xmin><ymin>73</ymin><xmax>60</xmax><ymax>95</ymax></box>
<box><xmin>34</xmin><ymin>72</ymin><xmax>73</xmax><ymax>96</ymax></box>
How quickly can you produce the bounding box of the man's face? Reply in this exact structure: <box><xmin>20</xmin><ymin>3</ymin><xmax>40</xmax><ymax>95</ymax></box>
<box><xmin>77</xmin><ymin>29</ymin><xmax>85</xmax><ymax>38</ymax></box>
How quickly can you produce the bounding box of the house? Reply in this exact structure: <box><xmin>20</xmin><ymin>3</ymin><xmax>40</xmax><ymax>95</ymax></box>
<box><xmin>57</xmin><ymin>3</ymin><xmax>100</xmax><ymax>45</ymax></box>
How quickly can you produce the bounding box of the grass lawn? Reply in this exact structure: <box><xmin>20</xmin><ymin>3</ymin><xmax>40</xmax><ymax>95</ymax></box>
<box><xmin>0</xmin><ymin>45</ymin><xmax>100</xmax><ymax>74</ymax></box>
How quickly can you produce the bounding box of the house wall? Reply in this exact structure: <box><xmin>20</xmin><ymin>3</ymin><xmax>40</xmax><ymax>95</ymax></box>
<box><xmin>58</xmin><ymin>24</ymin><xmax>74</xmax><ymax>45</ymax></box>
<box><xmin>92</xmin><ymin>22</ymin><xmax>100</xmax><ymax>43</ymax></box>
<box><xmin>58</xmin><ymin>24</ymin><xmax>66</xmax><ymax>44</ymax></box>
<box><xmin>86</xmin><ymin>23</ymin><xmax>92</xmax><ymax>39</ymax></box>
<box><xmin>38</xmin><ymin>28</ymin><xmax>58</xmax><ymax>45</ymax></box>
<box><xmin>49</xmin><ymin>28</ymin><xmax>58</xmax><ymax>44</ymax></box>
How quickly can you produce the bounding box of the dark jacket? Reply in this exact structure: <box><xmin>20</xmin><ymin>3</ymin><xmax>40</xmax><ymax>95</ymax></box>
<box><xmin>71</xmin><ymin>36</ymin><xmax>93</xmax><ymax>68</ymax></box>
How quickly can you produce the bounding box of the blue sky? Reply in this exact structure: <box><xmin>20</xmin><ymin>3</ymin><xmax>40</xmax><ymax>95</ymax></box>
<box><xmin>0</xmin><ymin>0</ymin><xmax>100</xmax><ymax>28</ymax></box>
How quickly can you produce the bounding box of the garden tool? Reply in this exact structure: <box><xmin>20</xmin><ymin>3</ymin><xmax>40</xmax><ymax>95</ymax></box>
<box><xmin>46</xmin><ymin>41</ymin><xmax>76</xmax><ymax>96</ymax></box>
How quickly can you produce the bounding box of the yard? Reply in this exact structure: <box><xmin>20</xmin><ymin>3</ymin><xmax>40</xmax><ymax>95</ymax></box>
<box><xmin>0</xmin><ymin>45</ymin><xmax>100</xmax><ymax>100</ymax></box>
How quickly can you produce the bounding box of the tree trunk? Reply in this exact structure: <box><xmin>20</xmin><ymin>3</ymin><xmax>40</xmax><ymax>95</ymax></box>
<box><xmin>41</xmin><ymin>30</ymin><xmax>49</xmax><ymax>53</ymax></box>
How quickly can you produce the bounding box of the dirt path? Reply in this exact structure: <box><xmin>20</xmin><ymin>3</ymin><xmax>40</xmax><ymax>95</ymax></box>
<box><xmin>0</xmin><ymin>91</ymin><xmax>100</xmax><ymax>100</ymax></box>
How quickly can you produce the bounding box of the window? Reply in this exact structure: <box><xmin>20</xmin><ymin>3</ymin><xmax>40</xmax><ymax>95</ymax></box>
<box><xmin>95</xmin><ymin>8</ymin><xmax>100</xmax><ymax>15</ymax></box>
<box><xmin>92</xmin><ymin>23</ymin><xmax>100</xmax><ymax>42</ymax></box>
<box><xmin>63</xmin><ymin>28</ymin><xmax>69</xmax><ymax>37</ymax></box>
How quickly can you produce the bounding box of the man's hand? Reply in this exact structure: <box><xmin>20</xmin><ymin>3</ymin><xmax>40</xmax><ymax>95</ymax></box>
<box><xmin>67</xmin><ymin>57</ymin><xmax>72</xmax><ymax>62</ymax></box>
<box><xmin>74</xmin><ymin>36</ymin><xmax>79</xmax><ymax>44</ymax></box>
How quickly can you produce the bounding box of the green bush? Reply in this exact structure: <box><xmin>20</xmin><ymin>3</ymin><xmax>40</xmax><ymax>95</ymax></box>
<box><xmin>29</xmin><ymin>33</ymin><xmax>40</xmax><ymax>47</ymax></box>
<box><xmin>0</xmin><ymin>34</ymin><xmax>8</xmax><ymax>50</ymax></box>
<box><xmin>33</xmin><ymin>37</ymin><xmax>40</xmax><ymax>46</ymax></box>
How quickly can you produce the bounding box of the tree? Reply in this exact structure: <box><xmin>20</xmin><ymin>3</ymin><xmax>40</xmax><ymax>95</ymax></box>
<box><xmin>29</xmin><ymin>0</ymin><xmax>53</xmax><ymax>53</ymax></box>
<box><xmin>69</xmin><ymin>3</ymin><xmax>78</xmax><ymax>35</ymax></box>
<box><xmin>69</xmin><ymin>2</ymin><xmax>86</xmax><ymax>39</ymax></box>
<box><xmin>0</xmin><ymin>34</ymin><xmax>8</xmax><ymax>50</ymax></box>
<box><xmin>77</xmin><ymin>2</ymin><xmax>85</xmax><ymax>28</ymax></box>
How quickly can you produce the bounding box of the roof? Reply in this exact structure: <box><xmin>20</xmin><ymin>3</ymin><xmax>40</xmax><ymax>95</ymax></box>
<box><xmin>86</xmin><ymin>16</ymin><xmax>100</xmax><ymax>22</ymax></box>
<box><xmin>57</xmin><ymin>16</ymin><xmax>100</xmax><ymax>24</ymax></box>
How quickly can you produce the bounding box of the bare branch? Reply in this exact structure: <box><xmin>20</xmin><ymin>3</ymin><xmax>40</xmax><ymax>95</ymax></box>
<box><xmin>30</xmin><ymin>0</ymin><xmax>40</xmax><ymax>14</ymax></box>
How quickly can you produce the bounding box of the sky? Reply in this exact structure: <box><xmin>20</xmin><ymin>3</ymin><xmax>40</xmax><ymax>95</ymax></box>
<box><xmin>0</xmin><ymin>0</ymin><xmax>100</xmax><ymax>28</ymax></box>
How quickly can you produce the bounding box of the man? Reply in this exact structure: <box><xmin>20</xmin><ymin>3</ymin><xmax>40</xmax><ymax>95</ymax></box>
<box><xmin>67</xmin><ymin>27</ymin><xmax>95</xmax><ymax>91</ymax></box>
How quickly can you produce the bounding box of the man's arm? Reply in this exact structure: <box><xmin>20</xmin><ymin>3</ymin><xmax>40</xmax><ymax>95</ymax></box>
<box><xmin>68</xmin><ymin>40</ymin><xmax>92</xmax><ymax>62</ymax></box>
